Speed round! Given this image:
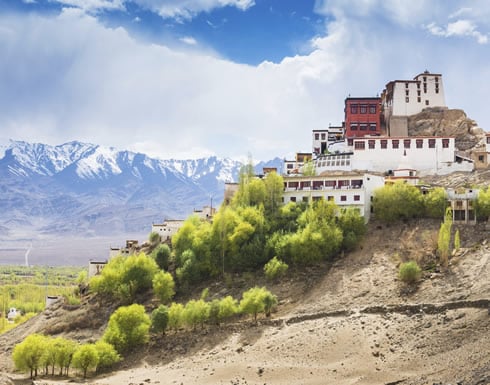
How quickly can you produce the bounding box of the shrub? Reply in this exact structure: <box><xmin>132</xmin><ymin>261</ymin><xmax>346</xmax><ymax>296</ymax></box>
<box><xmin>94</xmin><ymin>341</ymin><xmax>120</xmax><ymax>374</ymax></box>
<box><xmin>152</xmin><ymin>244</ymin><xmax>171</xmax><ymax>270</ymax></box>
<box><xmin>264</xmin><ymin>257</ymin><xmax>288</xmax><ymax>281</ymax></box>
<box><xmin>12</xmin><ymin>334</ymin><xmax>47</xmax><ymax>378</ymax></box>
<box><xmin>151</xmin><ymin>305</ymin><xmax>169</xmax><ymax>336</ymax></box>
<box><xmin>102</xmin><ymin>304</ymin><xmax>151</xmax><ymax>354</ymax></box>
<box><xmin>152</xmin><ymin>271</ymin><xmax>175</xmax><ymax>304</ymax></box>
<box><xmin>398</xmin><ymin>261</ymin><xmax>422</xmax><ymax>284</ymax></box>
<box><xmin>239</xmin><ymin>286</ymin><xmax>277</xmax><ymax>323</ymax></box>
<box><xmin>168</xmin><ymin>302</ymin><xmax>184</xmax><ymax>331</ymax></box>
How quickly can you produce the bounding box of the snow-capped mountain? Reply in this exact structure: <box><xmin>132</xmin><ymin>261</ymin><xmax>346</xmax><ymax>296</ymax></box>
<box><xmin>0</xmin><ymin>140</ymin><xmax>283</xmax><ymax>241</ymax></box>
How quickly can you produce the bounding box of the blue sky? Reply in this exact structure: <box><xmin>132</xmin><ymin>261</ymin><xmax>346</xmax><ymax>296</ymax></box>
<box><xmin>0</xmin><ymin>0</ymin><xmax>489</xmax><ymax>160</ymax></box>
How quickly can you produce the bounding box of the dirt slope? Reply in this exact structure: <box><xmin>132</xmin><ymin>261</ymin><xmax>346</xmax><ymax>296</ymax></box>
<box><xmin>1</xmin><ymin>219</ymin><xmax>489</xmax><ymax>385</ymax></box>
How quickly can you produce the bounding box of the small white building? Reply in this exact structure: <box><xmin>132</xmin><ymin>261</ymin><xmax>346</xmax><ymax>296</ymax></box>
<box><xmin>88</xmin><ymin>260</ymin><xmax>108</xmax><ymax>278</ymax></box>
<box><xmin>312</xmin><ymin>125</ymin><xmax>344</xmax><ymax>156</ymax></box>
<box><xmin>314</xmin><ymin>136</ymin><xmax>473</xmax><ymax>176</ymax></box>
<box><xmin>382</xmin><ymin>71</ymin><xmax>446</xmax><ymax>136</ymax></box>
<box><xmin>282</xmin><ymin>171</ymin><xmax>385</xmax><ymax>220</ymax></box>
<box><xmin>151</xmin><ymin>220</ymin><xmax>185</xmax><ymax>242</ymax></box>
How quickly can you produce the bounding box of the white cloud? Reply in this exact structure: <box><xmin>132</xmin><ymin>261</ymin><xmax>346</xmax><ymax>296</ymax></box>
<box><xmin>426</xmin><ymin>19</ymin><xmax>488</xmax><ymax>44</ymax></box>
<box><xmin>179</xmin><ymin>36</ymin><xmax>197</xmax><ymax>45</ymax></box>
<box><xmin>130</xmin><ymin>0</ymin><xmax>255</xmax><ymax>21</ymax></box>
<box><xmin>52</xmin><ymin>0</ymin><xmax>125</xmax><ymax>12</ymax></box>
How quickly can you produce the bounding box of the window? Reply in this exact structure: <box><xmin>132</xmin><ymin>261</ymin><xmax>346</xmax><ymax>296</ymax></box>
<box><xmin>348</xmin><ymin>139</ymin><xmax>353</xmax><ymax>146</ymax></box>
<box><xmin>416</xmin><ymin>139</ymin><xmax>423</xmax><ymax>148</ymax></box>
<box><xmin>417</xmin><ymin>97</ymin><xmax>421</xmax><ymax>103</ymax></box>
<box><xmin>487</xmin><ymin>136</ymin><xmax>490</xmax><ymax>144</ymax></box>
<box><xmin>381</xmin><ymin>140</ymin><xmax>387</xmax><ymax>149</ymax></box>
<box><xmin>350</xmin><ymin>104</ymin><xmax>358</xmax><ymax>114</ymax></box>
<box><xmin>392</xmin><ymin>140</ymin><xmax>399</xmax><ymax>149</ymax></box>
<box><xmin>425</xmin><ymin>100</ymin><xmax>429</xmax><ymax>105</ymax></box>
<box><xmin>417</xmin><ymin>82</ymin><xmax>420</xmax><ymax>89</ymax></box>
<box><xmin>350</xmin><ymin>123</ymin><xmax>358</xmax><ymax>131</ymax></box>
<box><xmin>325</xmin><ymin>180</ymin><xmax>336</xmax><ymax>188</ymax></box>
<box><xmin>405</xmin><ymin>89</ymin><xmax>409</xmax><ymax>96</ymax></box>
<box><xmin>290</xmin><ymin>197</ymin><xmax>296</xmax><ymax>202</ymax></box>
<box><xmin>321</xmin><ymin>133</ymin><xmax>326</xmax><ymax>140</ymax></box>
<box><xmin>314</xmin><ymin>133</ymin><xmax>319</xmax><ymax>140</ymax></box>
<box><xmin>360</xmin><ymin>124</ymin><xmax>367</xmax><ymax>131</ymax></box>
<box><xmin>478</xmin><ymin>155</ymin><xmax>485</xmax><ymax>162</ymax></box>
<box><xmin>354</xmin><ymin>195</ymin><xmax>360</xmax><ymax>201</ymax></box>
<box><xmin>287</xmin><ymin>164</ymin><xmax>293</xmax><ymax>169</ymax></box>
<box><xmin>404</xmin><ymin>139</ymin><xmax>411</xmax><ymax>149</ymax></box>
<box><xmin>435</xmin><ymin>87</ymin><xmax>439</xmax><ymax>94</ymax></box>
<box><xmin>369</xmin><ymin>105</ymin><xmax>376</xmax><ymax>114</ymax></box>
<box><xmin>417</xmin><ymin>90</ymin><xmax>421</xmax><ymax>96</ymax></box>
<box><xmin>406</xmin><ymin>97</ymin><xmax>409</xmax><ymax>103</ymax></box>
<box><xmin>368</xmin><ymin>140</ymin><xmax>375</xmax><ymax>149</ymax></box>
<box><xmin>312</xmin><ymin>196</ymin><xmax>322</xmax><ymax>202</ymax></box>
<box><xmin>405</xmin><ymin>82</ymin><xmax>409</xmax><ymax>88</ymax></box>
<box><xmin>302</xmin><ymin>196</ymin><xmax>309</xmax><ymax>203</ymax></box>
<box><xmin>369</xmin><ymin>123</ymin><xmax>376</xmax><ymax>131</ymax></box>
<box><xmin>442</xmin><ymin>139</ymin><xmax>449</xmax><ymax>148</ymax></box>
<box><xmin>340</xmin><ymin>195</ymin><xmax>347</xmax><ymax>202</ymax></box>
<box><xmin>429</xmin><ymin>139</ymin><xmax>436</xmax><ymax>148</ymax></box>
<box><xmin>328</xmin><ymin>196</ymin><xmax>334</xmax><ymax>201</ymax></box>
<box><xmin>354</xmin><ymin>141</ymin><xmax>365</xmax><ymax>150</ymax></box>
<box><xmin>360</xmin><ymin>104</ymin><xmax>367</xmax><ymax>114</ymax></box>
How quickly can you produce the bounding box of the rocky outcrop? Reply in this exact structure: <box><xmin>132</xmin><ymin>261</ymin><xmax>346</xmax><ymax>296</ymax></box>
<box><xmin>407</xmin><ymin>107</ymin><xmax>486</xmax><ymax>151</ymax></box>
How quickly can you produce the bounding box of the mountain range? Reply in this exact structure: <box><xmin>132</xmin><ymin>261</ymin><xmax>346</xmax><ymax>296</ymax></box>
<box><xmin>0</xmin><ymin>140</ymin><xmax>282</xmax><ymax>264</ymax></box>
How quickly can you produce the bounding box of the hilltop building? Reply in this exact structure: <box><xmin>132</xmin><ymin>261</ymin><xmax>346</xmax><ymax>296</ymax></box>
<box><xmin>312</xmin><ymin>125</ymin><xmax>344</xmax><ymax>155</ymax></box>
<box><xmin>344</xmin><ymin>97</ymin><xmax>382</xmax><ymax>138</ymax></box>
<box><xmin>381</xmin><ymin>70</ymin><xmax>446</xmax><ymax>136</ymax></box>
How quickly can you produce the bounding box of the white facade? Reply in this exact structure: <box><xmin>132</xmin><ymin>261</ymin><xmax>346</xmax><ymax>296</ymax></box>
<box><xmin>312</xmin><ymin>126</ymin><xmax>344</xmax><ymax>155</ymax></box>
<box><xmin>88</xmin><ymin>260</ymin><xmax>108</xmax><ymax>278</ymax></box>
<box><xmin>314</xmin><ymin>137</ymin><xmax>473</xmax><ymax>176</ymax></box>
<box><xmin>383</xmin><ymin>71</ymin><xmax>446</xmax><ymax>135</ymax></box>
<box><xmin>282</xmin><ymin>172</ymin><xmax>385</xmax><ymax>220</ymax></box>
<box><xmin>152</xmin><ymin>220</ymin><xmax>185</xmax><ymax>242</ymax></box>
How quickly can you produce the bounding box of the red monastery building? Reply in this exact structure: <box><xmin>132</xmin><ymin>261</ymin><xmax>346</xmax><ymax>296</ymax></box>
<box><xmin>344</xmin><ymin>97</ymin><xmax>381</xmax><ymax>138</ymax></box>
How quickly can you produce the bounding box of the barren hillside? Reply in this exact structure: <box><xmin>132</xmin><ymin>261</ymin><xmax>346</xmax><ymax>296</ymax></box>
<box><xmin>1</xmin><ymin>218</ymin><xmax>489</xmax><ymax>385</ymax></box>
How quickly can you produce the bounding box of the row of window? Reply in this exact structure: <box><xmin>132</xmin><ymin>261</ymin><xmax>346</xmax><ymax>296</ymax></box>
<box><xmin>349</xmin><ymin>104</ymin><xmax>377</xmax><ymax>114</ymax></box>
<box><xmin>353</xmin><ymin>138</ymin><xmax>450</xmax><ymax>150</ymax></box>
<box><xmin>287</xmin><ymin>195</ymin><xmax>362</xmax><ymax>203</ymax></box>
<box><xmin>349</xmin><ymin>123</ymin><xmax>377</xmax><ymax>131</ymax></box>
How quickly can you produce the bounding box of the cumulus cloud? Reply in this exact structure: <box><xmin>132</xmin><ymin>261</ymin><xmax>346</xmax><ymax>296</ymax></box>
<box><xmin>426</xmin><ymin>19</ymin><xmax>488</xmax><ymax>44</ymax></box>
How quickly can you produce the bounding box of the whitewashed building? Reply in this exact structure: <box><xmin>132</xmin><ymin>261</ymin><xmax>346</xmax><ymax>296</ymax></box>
<box><xmin>151</xmin><ymin>220</ymin><xmax>185</xmax><ymax>242</ymax></box>
<box><xmin>314</xmin><ymin>136</ymin><xmax>473</xmax><ymax>176</ymax></box>
<box><xmin>312</xmin><ymin>125</ymin><xmax>344</xmax><ymax>156</ymax></box>
<box><xmin>282</xmin><ymin>172</ymin><xmax>385</xmax><ymax>219</ymax></box>
<box><xmin>382</xmin><ymin>71</ymin><xmax>446</xmax><ymax>136</ymax></box>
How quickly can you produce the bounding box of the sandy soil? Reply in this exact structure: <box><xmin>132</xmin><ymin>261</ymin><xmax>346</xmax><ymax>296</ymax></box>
<box><xmin>1</xmin><ymin>220</ymin><xmax>489</xmax><ymax>385</ymax></box>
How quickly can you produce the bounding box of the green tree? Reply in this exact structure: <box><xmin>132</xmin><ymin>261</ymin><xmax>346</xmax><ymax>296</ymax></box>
<box><xmin>424</xmin><ymin>187</ymin><xmax>448</xmax><ymax>218</ymax></box>
<box><xmin>373</xmin><ymin>182</ymin><xmax>424</xmax><ymax>223</ymax></box>
<box><xmin>454</xmin><ymin>228</ymin><xmax>461</xmax><ymax>250</ymax></box>
<box><xmin>54</xmin><ymin>337</ymin><xmax>77</xmax><ymax>376</ymax></box>
<box><xmin>152</xmin><ymin>271</ymin><xmax>175</xmax><ymax>304</ymax></box>
<box><xmin>337</xmin><ymin>208</ymin><xmax>366</xmax><ymax>251</ymax></box>
<box><xmin>263</xmin><ymin>291</ymin><xmax>278</xmax><ymax>317</ymax></box>
<box><xmin>72</xmin><ymin>344</ymin><xmax>99</xmax><ymax>379</ymax></box>
<box><xmin>168</xmin><ymin>302</ymin><xmax>185</xmax><ymax>331</ymax></box>
<box><xmin>151</xmin><ymin>305</ymin><xmax>169</xmax><ymax>336</ymax></box>
<box><xmin>239</xmin><ymin>286</ymin><xmax>276</xmax><ymax>323</ymax></box>
<box><xmin>218</xmin><ymin>296</ymin><xmax>239</xmax><ymax>321</ymax></box>
<box><xmin>102</xmin><ymin>304</ymin><xmax>151</xmax><ymax>354</ymax></box>
<box><xmin>120</xmin><ymin>253</ymin><xmax>159</xmax><ymax>300</ymax></box>
<box><xmin>94</xmin><ymin>341</ymin><xmax>120</xmax><ymax>374</ymax></box>
<box><xmin>264</xmin><ymin>257</ymin><xmax>288</xmax><ymax>281</ymax></box>
<box><xmin>12</xmin><ymin>333</ymin><xmax>47</xmax><ymax>378</ymax></box>
<box><xmin>437</xmin><ymin>209</ymin><xmax>452</xmax><ymax>267</ymax></box>
<box><xmin>475</xmin><ymin>185</ymin><xmax>490</xmax><ymax>220</ymax></box>
<box><xmin>152</xmin><ymin>244</ymin><xmax>171</xmax><ymax>270</ymax></box>
<box><xmin>263</xmin><ymin>171</ymin><xmax>284</xmax><ymax>217</ymax></box>
<box><xmin>183</xmin><ymin>299</ymin><xmax>210</xmax><ymax>329</ymax></box>
<box><xmin>398</xmin><ymin>261</ymin><xmax>422</xmax><ymax>284</ymax></box>
<box><xmin>149</xmin><ymin>231</ymin><xmax>161</xmax><ymax>245</ymax></box>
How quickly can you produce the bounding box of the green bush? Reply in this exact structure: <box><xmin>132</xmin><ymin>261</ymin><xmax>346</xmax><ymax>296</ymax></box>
<box><xmin>264</xmin><ymin>257</ymin><xmax>288</xmax><ymax>281</ymax></box>
<box><xmin>398</xmin><ymin>261</ymin><xmax>422</xmax><ymax>284</ymax></box>
<box><xmin>94</xmin><ymin>341</ymin><xmax>120</xmax><ymax>374</ymax></box>
<box><xmin>72</xmin><ymin>344</ymin><xmax>99</xmax><ymax>379</ymax></box>
<box><xmin>102</xmin><ymin>304</ymin><xmax>151</xmax><ymax>354</ymax></box>
<box><xmin>151</xmin><ymin>305</ymin><xmax>169</xmax><ymax>336</ymax></box>
<box><xmin>239</xmin><ymin>286</ymin><xmax>277</xmax><ymax>323</ymax></box>
<box><xmin>152</xmin><ymin>271</ymin><xmax>175</xmax><ymax>304</ymax></box>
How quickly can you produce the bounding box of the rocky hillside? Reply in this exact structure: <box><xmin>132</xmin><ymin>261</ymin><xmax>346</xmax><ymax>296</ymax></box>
<box><xmin>407</xmin><ymin>107</ymin><xmax>486</xmax><ymax>151</ymax></box>
<box><xmin>0</xmin><ymin>219</ymin><xmax>489</xmax><ymax>385</ymax></box>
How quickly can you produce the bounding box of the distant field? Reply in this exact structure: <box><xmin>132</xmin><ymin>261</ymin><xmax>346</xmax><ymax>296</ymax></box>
<box><xmin>0</xmin><ymin>233</ymin><xmax>147</xmax><ymax>266</ymax></box>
